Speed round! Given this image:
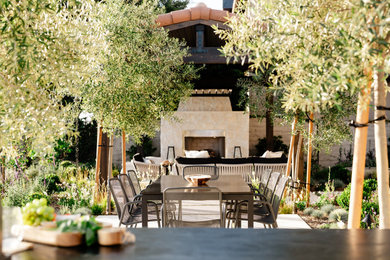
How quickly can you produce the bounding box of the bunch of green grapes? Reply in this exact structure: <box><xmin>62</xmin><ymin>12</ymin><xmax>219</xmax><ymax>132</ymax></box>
<box><xmin>22</xmin><ymin>198</ymin><xmax>55</xmax><ymax>226</ymax></box>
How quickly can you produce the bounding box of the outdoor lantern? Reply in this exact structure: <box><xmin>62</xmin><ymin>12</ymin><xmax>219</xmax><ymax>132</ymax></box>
<box><xmin>166</xmin><ymin>146</ymin><xmax>176</xmax><ymax>163</ymax></box>
<box><xmin>233</xmin><ymin>146</ymin><xmax>242</xmax><ymax>158</ymax></box>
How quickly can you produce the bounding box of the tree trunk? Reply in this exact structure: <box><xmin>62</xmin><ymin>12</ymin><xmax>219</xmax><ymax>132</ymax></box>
<box><xmin>122</xmin><ymin>130</ymin><xmax>127</xmax><ymax>174</ymax></box>
<box><xmin>94</xmin><ymin>125</ymin><xmax>103</xmax><ymax>201</ymax></box>
<box><xmin>94</xmin><ymin>126</ymin><xmax>109</xmax><ymax>201</ymax></box>
<box><xmin>348</xmin><ymin>69</ymin><xmax>372</xmax><ymax>229</ymax></box>
<box><xmin>374</xmin><ymin>60</ymin><xmax>390</xmax><ymax>228</ymax></box>
<box><xmin>286</xmin><ymin>116</ymin><xmax>298</xmax><ymax>177</ymax></box>
<box><xmin>99</xmin><ymin>133</ymin><xmax>109</xmax><ymax>189</ymax></box>
<box><xmin>106</xmin><ymin>137</ymin><xmax>114</xmax><ymax>214</ymax></box>
<box><xmin>305</xmin><ymin>113</ymin><xmax>314</xmax><ymax>208</ymax></box>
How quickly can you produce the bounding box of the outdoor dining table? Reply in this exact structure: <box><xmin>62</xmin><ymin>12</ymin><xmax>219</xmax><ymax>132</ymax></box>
<box><xmin>141</xmin><ymin>175</ymin><xmax>254</xmax><ymax>228</ymax></box>
<box><xmin>12</xmin><ymin>229</ymin><xmax>390</xmax><ymax>260</ymax></box>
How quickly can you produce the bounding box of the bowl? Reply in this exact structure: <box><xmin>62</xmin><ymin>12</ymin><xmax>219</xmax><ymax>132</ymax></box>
<box><xmin>185</xmin><ymin>174</ymin><xmax>211</xmax><ymax>186</ymax></box>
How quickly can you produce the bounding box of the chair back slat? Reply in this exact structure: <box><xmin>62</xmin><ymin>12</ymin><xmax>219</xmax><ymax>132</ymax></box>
<box><xmin>264</xmin><ymin>172</ymin><xmax>280</xmax><ymax>202</ymax></box>
<box><xmin>258</xmin><ymin>169</ymin><xmax>272</xmax><ymax>193</ymax></box>
<box><xmin>271</xmin><ymin>175</ymin><xmax>289</xmax><ymax>218</ymax></box>
<box><xmin>109</xmin><ymin>178</ymin><xmax>131</xmax><ymax>223</ymax></box>
<box><xmin>118</xmin><ymin>174</ymin><xmax>136</xmax><ymax>200</ymax></box>
<box><xmin>127</xmin><ymin>170</ymin><xmax>142</xmax><ymax>195</ymax></box>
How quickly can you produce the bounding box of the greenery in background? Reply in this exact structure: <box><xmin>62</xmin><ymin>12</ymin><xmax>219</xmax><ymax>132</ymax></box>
<box><xmin>255</xmin><ymin>135</ymin><xmax>288</xmax><ymax>156</ymax></box>
<box><xmin>215</xmin><ymin>0</ymin><xmax>390</xmax><ymax>154</ymax></box>
<box><xmin>126</xmin><ymin>136</ymin><xmax>157</xmax><ymax>159</ymax></box>
<box><xmin>312</xmin><ymin>165</ymin><xmax>350</xmax><ymax>191</ymax></box>
<box><xmin>82</xmin><ymin>0</ymin><xmax>198</xmax><ymax>144</ymax></box>
<box><xmin>158</xmin><ymin>0</ymin><xmax>189</xmax><ymax>13</ymax></box>
<box><xmin>90</xmin><ymin>203</ymin><xmax>105</xmax><ymax>216</ymax></box>
<box><xmin>294</xmin><ymin>201</ymin><xmax>306</xmax><ymax>212</ymax></box>
<box><xmin>337</xmin><ymin>178</ymin><xmax>378</xmax><ymax>227</ymax></box>
<box><xmin>54</xmin><ymin>119</ymin><xmax>97</xmax><ymax>165</ymax></box>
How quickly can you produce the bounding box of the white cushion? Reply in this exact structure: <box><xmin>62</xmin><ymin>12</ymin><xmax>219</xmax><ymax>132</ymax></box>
<box><xmin>144</xmin><ymin>159</ymin><xmax>155</xmax><ymax>164</ymax></box>
<box><xmin>184</xmin><ymin>150</ymin><xmax>210</xmax><ymax>158</ymax></box>
<box><xmin>261</xmin><ymin>150</ymin><xmax>284</xmax><ymax>158</ymax></box>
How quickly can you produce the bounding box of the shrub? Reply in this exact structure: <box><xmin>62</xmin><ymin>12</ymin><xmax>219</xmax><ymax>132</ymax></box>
<box><xmin>329</xmin><ymin>208</ymin><xmax>348</xmax><ymax>222</ymax></box>
<box><xmin>312</xmin><ymin>165</ymin><xmax>351</xmax><ymax>185</ymax></box>
<box><xmin>255</xmin><ymin>135</ymin><xmax>288</xmax><ymax>156</ymax></box>
<box><xmin>320</xmin><ymin>204</ymin><xmax>336</xmax><ymax>216</ymax></box>
<box><xmin>101</xmin><ymin>197</ymin><xmax>115</xmax><ymax>212</ymax></box>
<box><xmin>28</xmin><ymin>192</ymin><xmax>49</xmax><ymax>204</ymax></box>
<box><xmin>295</xmin><ymin>201</ymin><xmax>306</xmax><ymax>212</ymax></box>
<box><xmin>319</xmin><ymin>223</ymin><xmax>330</xmax><ymax>229</ymax></box>
<box><xmin>333</xmin><ymin>179</ymin><xmax>345</xmax><ymax>190</ymax></box>
<box><xmin>57</xmin><ymin>192</ymin><xmax>76</xmax><ymax>207</ymax></box>
<box><xmin>3</xmin><ymin>181</ymin><xmax>31</xmax><ymax>207</ymax></box>
<box><xmin>337</xmin><ymin>178</ymin><xmax>378</xmax><ymax>214</ymax></box>
<box><xmin>311</xmin><ymin>209</ymin><xmax>325</xmax><ymax>219</ymax></box>
<box><xmin>112</xmin><ymin>168</ymin><xmax>120</xmax><ymax>178</ymax></box>
<box><xmin>303</xmin><ymin>207</ymin><xmax>314</xmax><ymax>216</ymax></box>
<box><xmin>74</xmin><ymin>207</ymin><xmax>92</xmax><ymax>216</ymax></box>
<box><xmin>40</xmin><ymin>174</ymin><xmax>62</xmax><ymax>194</ymax></box>
<box><xmin>279</xmin><ymin>204</ymin><xmax>293</xmax><ymax>214</ymax></box>
<box><xmin>90</xmin><ymin>204</ymin><xmax>105</xmax><ymax>216</ymax></box>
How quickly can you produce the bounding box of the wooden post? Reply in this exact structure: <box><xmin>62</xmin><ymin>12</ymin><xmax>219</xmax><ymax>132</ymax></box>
<box><xmin>122</xmin><ymin>130</ymin><xmax>127</xmax><ymax>175</ymax></box>
<box><xmin>305</xmin><ymin>113</ymin><xmax>314</xmax><ymax>208</ymax></box>
<box><xmin>374</xmin><ymin>58</ymin><xmax>390</xmax><ymax>228</ymax></box>
<box><xmin>94</xmin><ymin>125</ymin><xmax>103</xmax><ymax>201</ymax></box>
<box><xmin>286</xmin><ymin>116</ymin><xmax>298</xmax><ymax>177</ymax></box>
<box><xmin>348</xmin><ymin>69</ymin><xmax>372</xmax><ymax>229</ymax></box>
<box><xmin>106</xmin><ymin>137</ymin><xmax>114</xmax><ymax>214</ymax></box>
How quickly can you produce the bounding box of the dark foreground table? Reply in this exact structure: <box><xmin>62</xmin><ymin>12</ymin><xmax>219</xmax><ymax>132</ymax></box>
<box><xmin>12</xmin><ymin>229</ymin><xmax>390</xmax><ymax>260</ymax></box>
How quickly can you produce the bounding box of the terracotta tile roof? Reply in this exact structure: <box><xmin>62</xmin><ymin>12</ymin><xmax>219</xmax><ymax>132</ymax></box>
<box><xmin>156</xmin><ymin>3</ymin><xmax>233</xmax><ymax>27</ymax></box>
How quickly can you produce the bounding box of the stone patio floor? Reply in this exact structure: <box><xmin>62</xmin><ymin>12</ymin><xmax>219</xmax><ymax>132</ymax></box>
<box><xmin>96</xmin><ymin>213</ymin><xmax>311</xmax><ymax>229</ymax></box>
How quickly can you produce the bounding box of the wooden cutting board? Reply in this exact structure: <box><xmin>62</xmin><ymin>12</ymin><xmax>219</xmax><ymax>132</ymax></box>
<box><xmin>23</xmin><ymin>227</ymin><xmax>82</xmax><ymax>247</ymax></box>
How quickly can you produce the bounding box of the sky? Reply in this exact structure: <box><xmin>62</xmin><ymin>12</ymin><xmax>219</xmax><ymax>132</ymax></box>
<box><xmin>187</xmin><ymin>0</ymin><xmax>223</xmax><ymax>10</ymax></box>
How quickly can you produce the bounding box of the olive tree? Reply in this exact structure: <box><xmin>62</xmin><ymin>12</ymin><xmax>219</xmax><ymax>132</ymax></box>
<box><xmin>81</xmin><ymin>0</ymin><xmax>196</xmax><ymax>194</ymax></box>
<box><xmin>216</xmin><ymin>0</ymin><xmax>390</xmax><ymax>228</ymax></box>
<box><xmin>0</xmin><ymin>0</ymin><xmax>105</xmax><ymax>159</ymax></box>
<box><xmin>82</xmin><ymin>0</ymin><xmax>196</xmax><ymax>142</ymax></box>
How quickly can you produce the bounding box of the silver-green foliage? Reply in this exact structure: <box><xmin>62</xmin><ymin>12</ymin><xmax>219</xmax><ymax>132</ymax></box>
<box><xmin>215</xmin><ymin>0</ymin><xmax>390</xmax><ymax>152</ymax></box>
<box><xmin>311</xmin><ymin>209</ymin><xmax>325</xmax><ymax>219</ymax></box>
<box><xmin>0</xmin><ymin>0</ymin><xmax>106</xmax><ymax>158</ymax></box>
<box><xmin>82</xmin><ymin>0</ymin><xmax>197</xmax><ymax>143</ymax></box>
<box><xmin>329</xmin><ymin>208</ymin><xmax>349</xmax><ymax>222</ymax></box>
<box><xmin>303</xmin><ymin>207</ymin><xmax>314</xmax><ymax>216</ymax></box>
<box><xmin>320</xmin><ymin>204</ymin><xmax>336</xmax><ymax>216</ymax></box>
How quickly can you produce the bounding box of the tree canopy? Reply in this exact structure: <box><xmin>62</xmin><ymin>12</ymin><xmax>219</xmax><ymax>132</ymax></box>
<box><xmin>215</xmin><ymin>0</ymin><xmax>389</xmax><ymax>151</ymax></box>
<box><xmin>81</xmin><ymin>0</ymin><xmax>197</xmax><ymax>143</ymax></box>
<box><xmin>0</xmin><ymin>0</ymin><xmax>105</xmax><ymax>158</ymax></box>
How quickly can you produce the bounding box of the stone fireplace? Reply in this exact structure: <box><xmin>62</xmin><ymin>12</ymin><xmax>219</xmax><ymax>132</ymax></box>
<box><xmin>161</xmin><ymin>95</ymin><xmax>249</xmax><ymax>158</ymax></box>
<box><xmin>184</xmin><ymin>130</ymin><xmax>226</xmax><ymax>157</ymax></box>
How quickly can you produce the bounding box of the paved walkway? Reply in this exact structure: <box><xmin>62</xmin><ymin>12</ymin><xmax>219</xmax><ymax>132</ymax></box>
<box><xmin>96</xmin><ymin>214</ymin><xmax>310</xmax><ymax>229</ymax></box>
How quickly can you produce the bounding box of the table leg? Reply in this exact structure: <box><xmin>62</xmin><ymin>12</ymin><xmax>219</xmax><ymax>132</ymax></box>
<box><xmin>247</xmin><ymin>196</ymin><xmax>253</xmax><ymax>228</ymax></box>
<box><xmin>142</xmin><ymin>195</ymin><xmax>148</xmax><ymax>227</ymax></box>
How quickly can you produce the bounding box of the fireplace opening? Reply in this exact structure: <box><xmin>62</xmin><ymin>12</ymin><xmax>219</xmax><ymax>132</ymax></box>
<box><xmin>184</xmin><ymin>137</ymin><xmax>225</xmax><ymax>157</ymax></box>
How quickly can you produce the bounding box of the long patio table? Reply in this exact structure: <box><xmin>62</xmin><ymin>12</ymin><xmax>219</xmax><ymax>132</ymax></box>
<box><xmin>13</xmin><ymin>229</ymin><xmax>390</xmax><ymax>260</ymax></box>
<box><xmin>141</xmin><ymin>175</ymin><xmax>254</xmax><ymax>228</ymax></box>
